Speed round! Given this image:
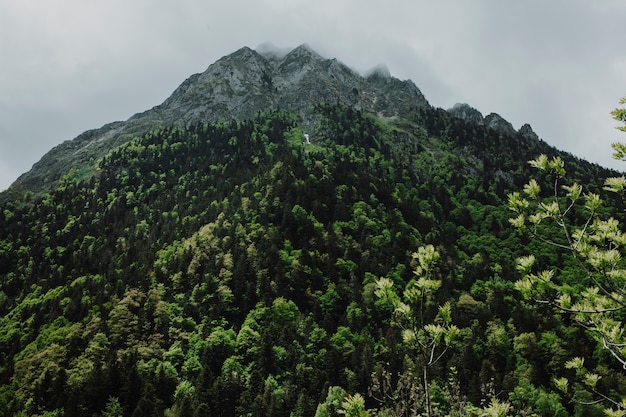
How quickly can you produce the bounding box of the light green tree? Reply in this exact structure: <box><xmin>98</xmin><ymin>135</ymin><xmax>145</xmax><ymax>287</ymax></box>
<box><xmin>478</xmin><ymin>397</ymin><xmax>512</xmax><ymax>417</ymax></box>
<box><xmin>102</xmin><ymin>396</ymin><xmax>124</xmax><ymax>417</ymax></box>
<box><xmin>315</xmin><ymin>386</ymin><xmax>347</xmax><ymax>417</ymax></box>
<box><xmin>339</xmin><ymin>393</ymin><xmax>369</xmax><ymax>417</ymax></box>
<box><xmin>508</xmin><ymin>96</ymin><xmax>626</xmax><ymax>414</ymax></box>
<box><xmin>374</xmin><ymin>244</ymin><xmax>460</xmax><ymax>417</ymax></box>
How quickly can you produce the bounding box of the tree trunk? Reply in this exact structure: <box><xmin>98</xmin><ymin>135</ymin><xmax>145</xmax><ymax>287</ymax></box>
<box><xmin>423</xmin><ymin>365</ymin><xmax>432</xmax><ymax>417</ymax></box>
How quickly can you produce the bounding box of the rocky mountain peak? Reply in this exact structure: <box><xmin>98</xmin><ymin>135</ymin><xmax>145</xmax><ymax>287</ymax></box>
<box><xmin>448</xmin><ymin>103</ymin><xmax>484</xmax><ymax>125</ymax></box>
<box><xmin>518</xmin><ymin>123</ymin><xmax>539</xmax><ymax>141</ymax></box>
<box><xmin>4</xmin><ymin>44</ymin><xmax>431</xmax><ymax>199</ymax></box>
<box><xmin>365</xmin><ymin>64</ymin><xmax>392</xmax><ymax>81</ymax></box>
<box><xmin>484</xmin><ymin>113</ymin><xmax>517</xmax><ymax>137</ymax></box>
<box><xmin>281</xmin><ymin>43</ymin><xmax>322</xmax><ymax>62</ymax></box>
<box><xmin>448</xmin><ymin>103</ymin><xmax>538</xmax><ymax>140</ymax></box>
<box><xmin>224</xmin><ymin>45</ymin><xmax>260</xmax><ymax>61</ymax></box>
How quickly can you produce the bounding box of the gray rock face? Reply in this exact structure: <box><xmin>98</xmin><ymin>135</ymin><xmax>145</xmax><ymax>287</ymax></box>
<box><xmin>484</xmin><ymin>113</ymin><xmax>517</xmax><ymax>137</ymax></box>
<box><xmin>518</xmin><ymin>123</ymin><xmax>539</xmax><ymax>141</ymax></box>
<box><xmin>448</xmin><ymin>103</ymin><xmax>538</xmax><ymax>141</ymax></box>
<box><xmin>7</xmin><ymin>44</ymin><xmax>430</xmax><ymax>197</ymax></box>
<box><xmin>448</xmin><ymin>103</ymin><xmax>484</xmax><ymax>126</ymax></box>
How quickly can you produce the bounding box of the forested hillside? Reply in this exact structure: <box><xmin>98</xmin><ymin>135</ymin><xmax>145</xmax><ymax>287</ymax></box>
<box><xmin>0</xmin><ymin>104</ymin><xmax>623</xmax><ymax>416</ymax></box>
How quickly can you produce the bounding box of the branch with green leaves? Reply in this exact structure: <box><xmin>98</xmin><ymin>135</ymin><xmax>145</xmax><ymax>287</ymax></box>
<box><xmin>509</xmin><ymin>97</ymin><xmax>626</xmax><ymax>417</ymax></box>
<box><xmin>509</xmin><ymin>153</ymin><xmax>626</xmax><ymax>370</ymax></box>
<box><xmin>508</xmin><ymin>93</ymin><xmax>626</xmax><ymax>413</ymax></box>
<box><xmin>373</xmin><ymin>244</ymin><xmax>460</xmax><ymax>416</ymax></box>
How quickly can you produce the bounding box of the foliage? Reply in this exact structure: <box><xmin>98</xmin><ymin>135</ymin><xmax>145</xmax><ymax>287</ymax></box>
<box><xmin>339</xmin><ymin>393</ymin><xmax>369</xmax><ymax>417</ymax></box>
<box><xmin>0</xmin><ymin>103</ymin><xmax>622</xmax><ymax>416</ymax></box>
<box><xmin>509</xmin><ymin>96</ymin><xmax>626</xmax><ymax>414</ymax></box>
<box><xmin>372</xmin><ymin>245</ymin><xmax>459</xmax><ymax>416</ymax></box>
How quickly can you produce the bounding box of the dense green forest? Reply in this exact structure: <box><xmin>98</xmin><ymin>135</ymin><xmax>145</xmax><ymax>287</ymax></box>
<box><xmin>0</xmin><ymin>104</ymin><xmax>624</xmax><ymax>416</ymax></box>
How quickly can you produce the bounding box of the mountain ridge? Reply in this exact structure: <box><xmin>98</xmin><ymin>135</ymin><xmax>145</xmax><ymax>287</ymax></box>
<box><xmin>4</xmin><ymin>44</ymin><xmax>433</xmax><ymax>200</ymax></box>
<box><xmin>4</xmin><ymin>44</ymin><xmax>545</xmax><ymax>203</ymax></box>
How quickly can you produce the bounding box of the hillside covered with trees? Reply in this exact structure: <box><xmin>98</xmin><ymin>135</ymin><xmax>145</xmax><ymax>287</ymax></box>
<box><xmin>0</xmin><ymin>103</ymin><xmax>624</xmax><ymax>416</ymax></box>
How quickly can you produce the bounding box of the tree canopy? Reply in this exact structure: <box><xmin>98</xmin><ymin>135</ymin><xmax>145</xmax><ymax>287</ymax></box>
<box><xmin>0</xmin><ymin>103</ymin><xmax>624</xmax><ymax>416</ymax></box>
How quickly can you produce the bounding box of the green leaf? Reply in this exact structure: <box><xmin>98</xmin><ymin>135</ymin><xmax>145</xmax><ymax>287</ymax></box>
<box><xmin>548</xmin><ymin>156</ymin><xmax>566</xmax><ymax>176</ymax></box>
<box><xmin>516</xmin><ymin>255</ymin><xmax>536</xmax><ymax>274</ymax></box>
<box><xmin>424</xmin><ymin>324</ymin><xmax>444</xmax><ymax>342</ymax></box>
<box><xmin>437</xmin><ymin>302</ymin><xmax>453</xmax><ymax>324</ymax></box>
<box><xmin>402</xmin><ymin>329</ymin><xmax>416</xmax><ymax>345</ymax></box>
<box><xmin>444</xmin><ymin>325</ymin><xmax>460</xmax><ymax>345</ymax></box>
<box><xmin>611</xmin><ymin>142</ymin><xmax>626</xmax><ymax>160</ymax></box>
<box><xmin>481</xmin><ymin>397</ymin><xmax>511</xmax><ymax>417</ymax></box>
<box><xmin>584</xmin><ymin>192</ymin><xmax>602</xmax><ymax>212</ymax></box>
<box><xmin>584</xmin><ymin>373</ymin><xmax>601</xmax><ymax>389</ymax></box>
<box><xmin>604</xmin><ymin>176</ymin><xmax>626</xmax><ymax>194</ymax></box>
<box><xmin>395</xmin><ymin>302</ymin><xmax>411</xmax><ymax>318</ymax></box>
<box><xmin>524</xmin><ymin>179</ymin><xmax>542</xmax><ymax>199</ymax></box>
<box><xmin>509</xmin><ymin>213</ymin><xmax>526</xmax><ymax>229</ymax></box>
<box><xmin>529</xmin><ymin>154</ymin><xmax>549</xmax><ymax>171</ymax></box>
<box><xmin>414</xmin><ymin>277</ymin><xmax>442</xmax><ymax>293</ymax></box>
<box><xmin>553</xmin><ymin>376</ymin><xmax>569</xmax><ymax>393</ymax></box>
<box><xmin>508</xmin><ymin>191</ymin><xmax>529</xmax><ymax>211</ymax></box>
<box><xmin>537</xmin><ymin>269</ymin><xmax>555</xmax><ymax>284</ymax></box>
<box><xmin>539</xmin><ymin>200</ymin><xmax>560</xmax><ymax>217</ymax></box>
<box><xmin>604</xmin><ymin>408</ymin><xmax>626</xmax><ymax>417</ymax></box>
<box><xmin>556</xmin><ymin>293</ymin><xmax>572</xmax><ymax>309</ymax></box>
<box><xmin>339</xmin><ymin>393</ymin><xmax>369</xmax><ymax>417</ymax></box>
<box><xmin>514</xmin><ymin>278</ymin><xmax>534</xmax><ymax>298</ymax></box>
<box><xmin>563</xmin><ymin>182</ymin><xmax>582</xmax><ymax>201</ymax></box>
<box><xmin>375</xmin><ymin>277</ymin><xmax>398</xmax><ymax>307</ymax></box>
<box><xmin>565</xmin><ymin>357</ymin><xmax>586</xmax><ymax>374</ymax></box>
<box><xmin>413</xmin><ymin>244</ymin><xmax>440</xmax><ymax>275</ymax></box>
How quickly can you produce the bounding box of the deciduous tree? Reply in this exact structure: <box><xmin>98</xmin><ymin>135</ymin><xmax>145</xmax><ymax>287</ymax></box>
<box><xmin>509</xmin><ymin>96</ymin><xmax>626</xmax><ymax>413</ymax></box>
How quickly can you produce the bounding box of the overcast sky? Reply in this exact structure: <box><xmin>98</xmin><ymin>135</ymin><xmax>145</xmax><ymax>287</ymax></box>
<box><xmin>1</xmin><ymin>0</ymin><xmax>626</xmax><ymax>191</ymax></box>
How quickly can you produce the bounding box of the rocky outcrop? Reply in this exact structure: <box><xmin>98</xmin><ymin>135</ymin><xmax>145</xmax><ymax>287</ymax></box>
<box><xmin>448</xmin><ymin>103</ymin><xmax>536</xmax><ymax>140</ymax></box>
<box><xmin>518</xmin><ymin>123</ymin><xmax>539</xmax><ymax>141</ymax></box>
<box><xmin>484</xmin><ymin>113</ymin><xmax>517</xmax><ymax>137</ymax></box>
<box><xmin>448</xmin><ymin>103</ymin><xmax>484</xmax><ymax>126</ymax></box>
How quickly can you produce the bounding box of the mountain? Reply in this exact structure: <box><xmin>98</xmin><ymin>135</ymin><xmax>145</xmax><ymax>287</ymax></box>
<box><xmin>1</xmin><ymin>45</ymin><xmax>624</xmax><ymax>416</ymax></box>
<box><xmin>4</xmin><ymin>44</ymin><xmax>429</xmax><ymax>201</ymax></box>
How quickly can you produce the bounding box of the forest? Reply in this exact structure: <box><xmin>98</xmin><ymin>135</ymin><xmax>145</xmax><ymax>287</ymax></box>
<box><xmin>0</xmin><ymin>103</ymin><xmax>624</xmax><ymax>416</ymax></box>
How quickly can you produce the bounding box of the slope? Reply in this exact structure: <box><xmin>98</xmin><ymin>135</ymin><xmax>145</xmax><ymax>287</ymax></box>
<box><xmin>1</xmin><ymin>100</ymin><xmax>624</xmax><ymax>416</ymax></box>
